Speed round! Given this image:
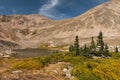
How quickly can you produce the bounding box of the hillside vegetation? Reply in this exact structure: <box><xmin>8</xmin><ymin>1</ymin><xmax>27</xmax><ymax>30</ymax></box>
<box><xmin>5</xmin><ymin>52</ymin><xmax>119</xmax><ymax>80</ymax></box>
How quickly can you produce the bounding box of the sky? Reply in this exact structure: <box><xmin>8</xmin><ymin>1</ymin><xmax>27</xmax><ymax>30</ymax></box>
<box><xmin>0</xmin><ymin>0</ymin><xmax>109</xmax><ymax>20</ymax></box>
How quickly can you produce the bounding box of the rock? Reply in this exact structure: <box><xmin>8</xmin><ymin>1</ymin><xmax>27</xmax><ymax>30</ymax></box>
<box><xmin>63</xmin><ymin>68</ymin><xmax>72</xmax><ymax>79</ymax></box>
<box><xmin>3</xmin><ymin>55</ymin><xmax>10</xmax><ymax>58</ymax></box>
<box><xmin>0</xmin><ymin>53</ymin><xmax>3</xmax><ymax>56</ymax></box>
<box><xmin>52</xmin><ymin>70</ymin><xmax>58</xmax><ymax>74</ymax></box>
<box><xmin>12</xmin><ymin>70</ymin><xmax>23</xmax><ymax>74</ymax></box>
<box><xmin>63</xmin><ymin>68</ymin><xmax>68</xmax><ymax>72</ymax></box>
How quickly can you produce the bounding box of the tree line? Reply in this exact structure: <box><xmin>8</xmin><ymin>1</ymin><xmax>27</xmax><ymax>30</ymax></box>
<box><xmin>69</xmin><ymin>31</ymin><xmax>119</xmax><ymax>57</ymax></box>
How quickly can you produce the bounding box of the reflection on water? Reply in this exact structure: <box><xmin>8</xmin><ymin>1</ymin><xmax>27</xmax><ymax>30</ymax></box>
<box><xmin>11</xmin><ymin>48</ymin><xmax>54</xmax><ymax>58</ymax></box>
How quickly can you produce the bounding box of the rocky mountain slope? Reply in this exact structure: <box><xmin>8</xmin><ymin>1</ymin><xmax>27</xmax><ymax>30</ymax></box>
<box><xmin>0</xmin><ymin>15</ymin><xmax>54</xmax><ymax>49</ymax></box>
<box><xmin>0</xmin><ymin>0</ymin><xmax>120</xmax><ymax>49</ymax></box>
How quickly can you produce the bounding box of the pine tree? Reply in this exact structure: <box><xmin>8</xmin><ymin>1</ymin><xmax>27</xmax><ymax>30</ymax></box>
<box><xmin>79</xmin><ymin>47</ymin><xmax>83</xmax><ymax>55</ymax></box>
<box><xmin>115</xmin><ymin>46</ymin><xmax>119</xmax><ymax>53</ymax></box>
<box><xmin>83</xmin><ymin>44</ymin><xmax>87</xmax><ymax>53</ymax></box>
<box><xmin>74</xmin><ymin>35</ymin><xmax>80</xmax><ymax>56</ymax></box>
<box><xmin>90</xmin><ymin>37</ymin><xmax>96</xmax><ymax>52</ymax></box>
<box><xmin>83</xmin><ymin>44</ymin><xmax>89</xmax><ymax>54</ymax></box>
<box><xmin>96</xmin><ymin>31</ymin><xmax>104</xmax><ymax>55</ymax></box>
<box><xmin>104</xmin><ymin>44</ymin><xmax>109</xmax><ymax>54</ymax></box>
<box><xmin>82</xmin><ymin>44</ymin><xmax>91</xmax><ymax>57</ymax></box>
<box><xmin>69</xmin><ymin>45</ymin><xmax>74</xmax><ymax>52</ymax></box>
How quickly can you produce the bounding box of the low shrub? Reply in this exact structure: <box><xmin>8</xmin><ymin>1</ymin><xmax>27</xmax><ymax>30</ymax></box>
<box><xmin>12</xmin><ymin>58</ymin><xmax>43</xmax><ymax>70</ymax></box>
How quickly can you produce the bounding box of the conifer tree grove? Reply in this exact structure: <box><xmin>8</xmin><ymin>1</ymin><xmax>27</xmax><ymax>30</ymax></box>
<box><xmin>74</xmin><ymin>35</ymin><xmax>80</xmax><ymax>56</ymax></box>
<box><xmin>69</xmin><ymin>32</ymin><xmax>111</xmax><ymax>57</ymax></box>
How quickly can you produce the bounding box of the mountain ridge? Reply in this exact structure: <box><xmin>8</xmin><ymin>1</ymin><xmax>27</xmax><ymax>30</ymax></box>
<box><xmin>0</xmin><ymin>0</ymin><xmax>120</xmax><ymax>49</ymax></box>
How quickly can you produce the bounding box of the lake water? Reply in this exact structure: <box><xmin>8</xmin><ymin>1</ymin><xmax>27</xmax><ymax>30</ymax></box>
<box><xmin>11</xmin><ymin>48</ymin><xmax>54</xmax><ymax>58</ymax></box>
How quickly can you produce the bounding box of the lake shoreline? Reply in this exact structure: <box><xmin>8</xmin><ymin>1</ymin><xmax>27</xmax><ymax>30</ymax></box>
<box><xmin>11</xmin><ymin>48</ymin><xmax>57</xmax><ymax>58</ymax></box>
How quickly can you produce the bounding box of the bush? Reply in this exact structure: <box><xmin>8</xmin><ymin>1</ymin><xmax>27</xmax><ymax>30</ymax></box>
<box><xmin>110</xmin><ymin>52</ymin><xmax>120</xmax><ymax>59</ymax></box>
<box><xmin>12</xmin><ymin>58</ymin><xmax>43</xmax><ymax>70</ymax></box>
<box><xmin>71</xmin><ymin>58</ymin><xmax>120</xmax><ymax>80</ymax></box>
<box><xmin>34</xmin><ymin>53</ymin><xmax>64</xmax><ymax>65</ymax></box>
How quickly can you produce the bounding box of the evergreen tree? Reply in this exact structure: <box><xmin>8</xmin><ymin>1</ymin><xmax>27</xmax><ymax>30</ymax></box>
<box><xmin>69</xmin><ymin>45</ymin><xmax>74</xmax><ymax>52</ymax></box>
<box><xmin>96</xmin><ymin>31</ymin><xmax>104</xmax><ymax>55</ymax></box>
<box><xmin>104</xmin><ymin>44</ymin><xmax>109</xmax><ymax>54</ymax></box>
<box><xmin>83</xmin><ymin>44</ymin><xmax>89</xmax><ymax>54</ymax></box>
<box><xmin>90</xmin><ymin>37</ymin><xmax>96</xmax><ymax>52</ymax></box>
<box><xmin>82</xmin><ymin>44</ymin><xmax>91</xmax><ymax>57</ymax></box>
<box><xmin>74</xmin><ymin>35</ymin><xmax>80</xmax><ymax>56</ymax></box>
<box><xmin>115</xmin><ymin>46</ymin><xmax>119</xmax><ymax>53</ymax></box>
<box><xmin>83</xmin><ymin>44</ymin><xmax>87</xmax><ymax>53</ymax></box>
<box><xmin>79</xmin><ymin>47</ymin><xmax>83</xmax><ymax>55</ymax></box>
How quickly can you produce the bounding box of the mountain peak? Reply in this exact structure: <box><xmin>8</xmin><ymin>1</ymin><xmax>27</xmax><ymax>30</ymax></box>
<box><xmin>0</xmin><ymin>0</ymin><xmax>120</xmax><ymax>49</ymax></box>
